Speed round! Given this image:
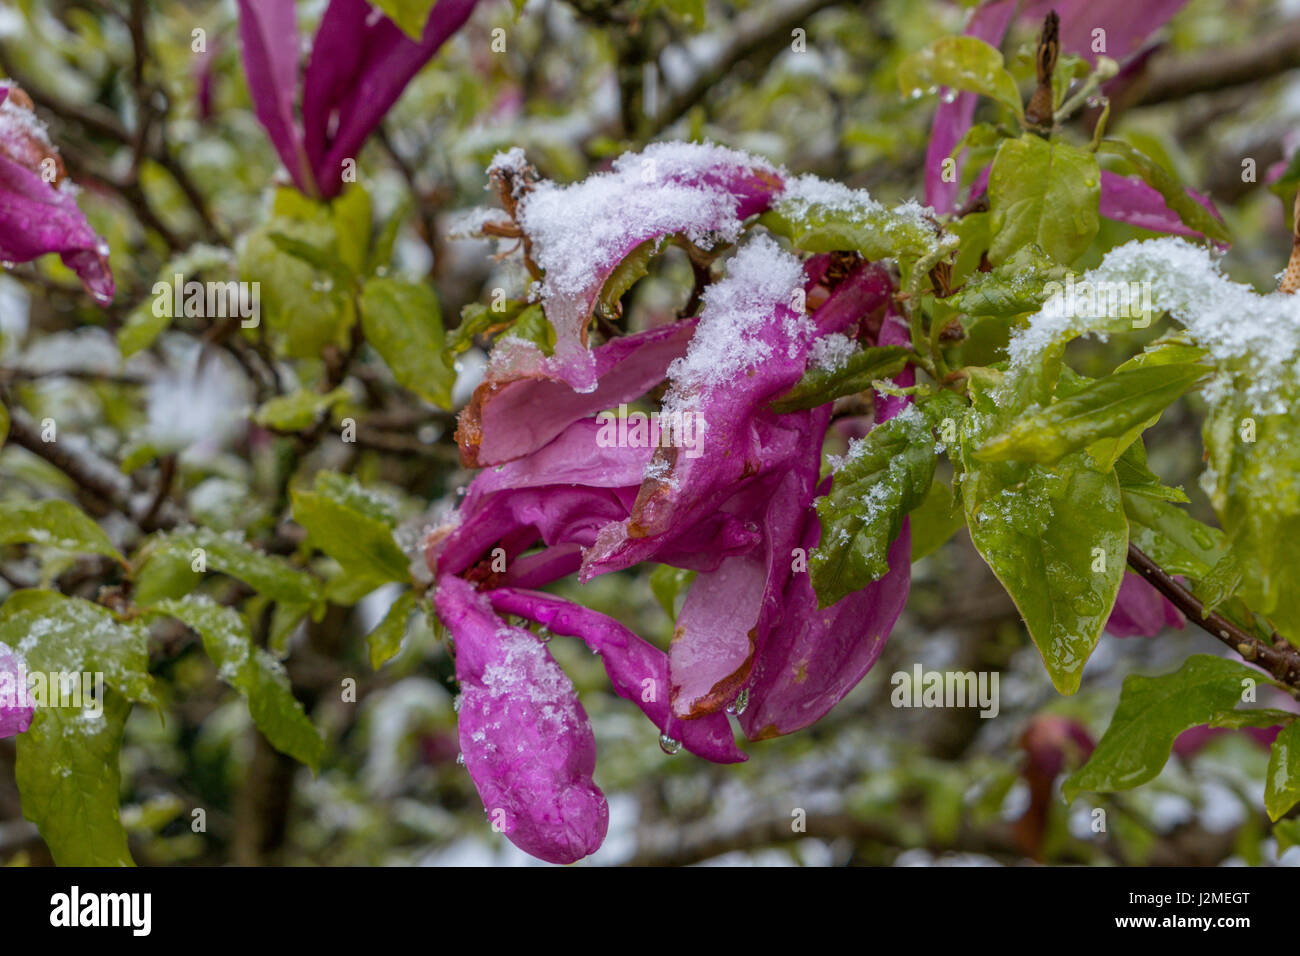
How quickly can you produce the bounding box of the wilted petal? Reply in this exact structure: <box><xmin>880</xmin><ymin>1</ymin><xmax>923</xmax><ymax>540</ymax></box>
<box><xmin>0</xmin><ymin>641</ymin><xmax>34</xmax><ymax>738</ymax></box>
<box><xmin>235</xmin><ymin>0</ymin><xmax>315</xmax><ymax>194</ymax></box>
<box><xmin>487</xmin><ymin>588</ymin><xmax>745</xmax><ymax>763</ymax></box>
<box><xmin>458</xmin><ymin>320</ymin><xmax>696</xmax><ymax>468</ymax></box>
<box><xmin>304</xmin><ymin>0</ymin><xmax>480</xmax><ymax>198</ymax></box>
<box><xmin>0</xmin><ymin>86</ymin><xmax>114</xmax><ymax>303</ymax></box>
<box><xmin>434</xmin><ymin>575</ymin><xmax>606</xmax><ymax>864</ymax></box>
<box><xmin>1105</xmin><ymin>571</ymin><xmax>1185</xmax><ymax>637</ymax></box>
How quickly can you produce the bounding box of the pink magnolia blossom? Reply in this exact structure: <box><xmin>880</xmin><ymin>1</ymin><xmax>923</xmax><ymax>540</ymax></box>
<box><xmin>0</xmin><ymin>84</ymin><xmax>114</xmax><ymax>303</ymax></box>
<box><xmin>427</xmin><ymin>152</ymin><xmax>918</xmax><ymax>860</ymax></box>
<box><xmin>1104</xmin><ymin>571</ymin><xmax>1185</xmax><ymax>638</ymax></box>
<box><xmin>237</xmin><ymin>0</ymin><xmax>479</xmax><ymax>198</ymax></box>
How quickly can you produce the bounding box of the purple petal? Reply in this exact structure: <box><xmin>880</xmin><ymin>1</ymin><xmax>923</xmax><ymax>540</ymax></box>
<box><xmin>235</xmin><ymin>0</ymin><xmax>315</xmax><ymax>194</ymax></box>
<box><xmin>0</xmin><ymin>641</ymin><xmax>34</xmax><ymax>738</ymax></box>
<box><xmin>458</xmin><ymin>320</ymin><xmax>696</xmax><ymax>468</ymax></box>
<box><xmin>1099</xmin><ymin>170</ymin><xmax>1222</xmax><ymax>241</ymax></box>
<box><xmin>740</xmin><ymin>498</ymin><xmax>910</xmax><ymax>740</ymax></box>
<box><xmin>0</xmin><ymin>88</ymin><xmax>114</xmax><ymax>303</ymax></box>
<box><xmin>304</xmin><ymin>0</ymin><xmax>480</xmax><ymax>198</ymax></box>
<box><xmin>926</xmin><ymin>0</ymin><xmax>1018</xmax><ymax>213</ymax></box>
<box><xmin>487</xmin><ymin>588</ymin><xmax>746</xmax><ymax>763</ymax></box>
<box><xmin>434</xmin><ymin>575</ymin><xmax>607</xmax><ymax>864</ymax></box>
<box><xmin>1105</xmin><ymin>571</ymin><xmax>1185</xmax><ymax>637</ymax></box>
<box><xmin>1174</xmin><ymin>724</ymin><xmax>1279</xmax><ymax>757</ymax></box>
<box><xmin>1021</xmin><ymin>0</ymin><xmax>1187</xmax><ymax>65</ymax></box>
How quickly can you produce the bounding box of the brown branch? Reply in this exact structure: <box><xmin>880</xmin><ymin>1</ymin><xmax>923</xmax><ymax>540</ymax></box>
<box><xmin>1133</xmin><ymin>19</ymin><xmax>1300</xmax><ymax>107</ymax></box>
<box><xmin>1126</xmin><ymin>543</ymin><xmax>1300</xmax><ymax>691</ymax></box>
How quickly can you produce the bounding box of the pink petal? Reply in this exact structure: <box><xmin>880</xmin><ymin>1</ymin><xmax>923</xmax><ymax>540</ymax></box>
<box><xmin>487</xmin><ymin>588</ymin><xmax>746</xmax><ymax>763</ymax></box>
<box><xmin>435</xmin><ymin>575</ymin><xmax>607</xmax><ymax>864</ymax></box>
<box><xmin>235</xmin><ymin>0</ymin><xmax>315</xmax><ymax>194</ymax></box>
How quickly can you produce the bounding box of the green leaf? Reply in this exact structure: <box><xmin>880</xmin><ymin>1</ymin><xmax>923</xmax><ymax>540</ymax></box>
<box><xmin>137</xmin><ymin>527</ymin><xmax>322</xmax><ymax>605</ymax></box>
<box><xmin>909</xmin><ymin>478</ymin><xmax>966</xmax><ymax>561</ymax></box>
<box><xmin>0</xmin><ymin>499</ymin><xmax>123</xmax><ymax>563</ymax></box>
<box><xmin>988</xmin><ymin>135</ymin><xmax>1100</xmax><ymax>266</ymax></box>
<box><xmin>1064</xmin><ymin>655</ymin><xmax>1271</xmax><ymax>801</ymax></box>
<box><xmin>898</xmin><ymin>36</ymin><xmax>1024</xmax><ymax>120</ymax></box>
<box><xmin>760</xmin><ymin>198</ymin><xmax>947</xmax><ymax>266</ymax></box>
<box><xmin>505</xmin><ymin>303</ymin><xmax>557</xmax><ymax>356</ymax></box>
<box><xmin>1266</xmin><ymin>721</ymin><xmax>1300</xmax><ymax>822</ymax></box>
<box><xmin>1098</xmin><ymin>140</ymin><xmax>1231</xmax><ymax>245</ymax></box>
<box><xmin>947</xmin><ymin>245</ymin><xmax>1069</xmax><ymax>317</ymax></box>
<box><xmin>151</xmin><ymin>597</ymin><xmax>324</xmax><ymax>770</ymax></box>
<box><xmin>268</xmin><ymin>231</ymin><xmax>355</xmax><ymax>288</ymax></box>
<box><xmin>16</xmin><ymin>690</ymin><xmax>133</xmax><ymax>866</ymax></box>
<box><xmin>367</xmin><ymin>589</ymin><xmax>415</xmax><ymax>669</ymax></box>
<box><xmin>292</xmin><ymin>484</ymin><xmax>411</xmax><ymax>589</ymax></box>
<box><xmin>975</xmin><ymin>362</ymin><xmax>1208</xmax><ymax>465</ymax></box>
<box><xmin>0</xmin><ymin>592</ymin><xmax>158</xmax><ymax>705</ymax></box>
<box><xmin>358</xmin><ymin>276</ymin><xmax>455</xmax><ymax>408</ymax></box>
<box><xmin>1124</xmin><ymin>493</ymin><xmax>1223</xmax><ymax>580</ymax></box>
<box><xmin>366</xmin><ymin>0</ymin><xmax>437</xmax><ymax>39</ymax></box>
<box><xmin>650</xmin><ymin>564</ymin><xmax>696</xmax><ymax>620</ymax></box>
<box><xmin>769</xmin><ymin>346</ymin><xmax>909</xmax><ymax>413</ymax></box>
<box><xmin>811</xmin><ymin>409</ymin><xmax>936</xmax><ymax>607</ymax></box>
<box><xmin>1114</xmin><ymin>439</ymin><xmax>1188</xmax><ymax>503</ymax></box>
<box><xmin>960</xmin><ymin>375</ymin><xmax>1124</xmax><ymax>694</ymax></box>
<box><xmin>1202</xmin><ymin>390</ymin><xmax>1300</xmax><ymax>640</ymax></box>
<box><xmin>599</xmin><ymin>239</ymin><xmax>658</xmax><ymax>315</ymax></box>
<box><xmin>253</xmin><ymin>386</ymin><xmax>350</xmax><ymax>431</ymax></box>
<box><xmin>240</xmin><ymin>189</ymin><xmax>356</xmax><ymax>359</ymax></box>
<box><xmin>1275</xmin><ymin>818</ymin><xmax>1300</xmax><ymax>855</ymax></box>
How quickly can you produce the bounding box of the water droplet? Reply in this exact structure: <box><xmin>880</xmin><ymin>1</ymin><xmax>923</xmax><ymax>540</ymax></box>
<box><xmin>375</xmin><ymin>265</ymin><xmax>388</xmax><ymax>277</ymax></box>
<box><xmin>908</xmin><ymin>88</ymin><xmax>923</xmax><ymax>100</ymax></box>
<box><xmin>1085</xmin><ymin>96</ymin><xmax>1101</xmax><ymax>108</ymax></box>
<box><xmin>726</xmin><ymin>688</ymin><xmax>750</xmax><ymax>716</ymax></box>
<box><xmin>658</xmin><ymin>733</ymin><xmax>682</xmax><ymax>755</ymax></box>
<box><xmin>941</xmin><ymin>88</ymin><xmax>958</xmax><ymax>104</ymax></box>
<box><xmin>456</xmin><ymin>751</ymin><xmax>465</xmax><ymax>765</ymax></box>
<box><xmin>537</xmin><ymin>626</ymin><xmax>552</xmax><ymax>643</ymax></box>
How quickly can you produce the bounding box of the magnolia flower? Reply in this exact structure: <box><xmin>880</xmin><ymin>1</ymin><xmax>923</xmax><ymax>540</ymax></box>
<box><xmin>0</xmin><ymin>84</ymin><xmax>114</xmax><ymax>303</ymax></box>
<box><xmin>429</xmin><ymin>150</ymin><xmax>917</xmax><ymax>859</ymax></box>
<box><xmin>0</xmin><ymin>641</ymin><xmax>34</xmax><ymax>738</ymax></box>
<box><xmin>928</xmin><ymin>0</ymin><xmax>1216</xmax><ymax>239</ymax></box>
<box><xmin>237</xmin><ymin>0</ymin><xmax>479</xmax><ymax>199</ymax></box>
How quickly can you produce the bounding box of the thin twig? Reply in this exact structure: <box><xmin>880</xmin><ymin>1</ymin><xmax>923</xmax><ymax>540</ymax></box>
<box><xmin>1126</xmin><ymin>543</ymin><xmax>1300</xmax><ymax>691</ymax></box>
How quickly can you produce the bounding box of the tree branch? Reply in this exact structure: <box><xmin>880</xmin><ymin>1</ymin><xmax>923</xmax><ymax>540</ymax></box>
<box><xmin>1126</xmin><ymin>543</ymin><xmax>1300</xmax><ymax>691</ymax></box>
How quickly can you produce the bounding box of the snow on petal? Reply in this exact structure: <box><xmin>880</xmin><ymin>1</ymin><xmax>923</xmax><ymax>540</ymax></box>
<box><xmin>513</xmin><ymin>142</ymin><xmax>783</xmax><ymax>392</ymax></box>
<box><xmin>434</xmin><ymin>575</ymin><xmax>607</xmax><ymax>864</ymax></box>
<box><xmin>487</xmin><ymin>588</ymin><xmax>745</xmax><ymax>764</ymax></box>
<box><xmin>0</xmin><ymin>86</ymin><xmax>114</xmax><ymax>303</ymax></box>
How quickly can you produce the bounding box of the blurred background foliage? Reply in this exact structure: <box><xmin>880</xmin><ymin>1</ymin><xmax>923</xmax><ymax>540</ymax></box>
<box><xmin>1</xmin><ymin>0</ymin><xmax>1299</xmax><ymax>866</ymax></box>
